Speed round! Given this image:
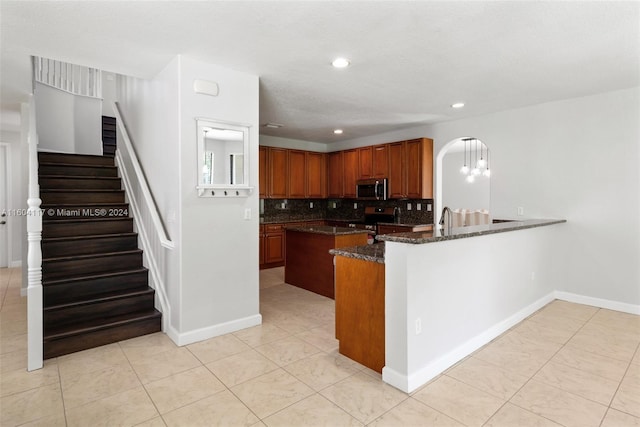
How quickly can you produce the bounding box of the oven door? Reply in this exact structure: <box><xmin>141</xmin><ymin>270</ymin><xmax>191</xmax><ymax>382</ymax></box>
<box><xmin>356</xmin><ymin>179</ymin><xmax>387</xmax><ymax>200</ymax></box>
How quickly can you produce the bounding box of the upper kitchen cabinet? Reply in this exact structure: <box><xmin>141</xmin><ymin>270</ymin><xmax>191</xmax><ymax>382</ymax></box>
<box><xmin>268</xmin><ymin>147</ymin><xmax>288</xmax><ymax>198</ymax></box>
<box><xmin>287</xmin><ymin>150</ymin><xmax>307</xmax><ymax>198</ymax></box>
<box><xmin>259</xmin><ymin>146</ymin><xmax>268</xmax><ymax>198</ymax></box>
<box><xmin>388</xmin><ymin>138</ymin><xmax>433</xmax><ymax>199</ymax></box>
<box><xmin>372</xmin><ymin>144</ymin><xmax>389</xmax><ymax>178</ymax></box>
<box><xmin>343</xmin><ymin>149</ymin><xmax>358</xmax><ymax>198</ymax></box>
<box><xmin>307</xmin><ymin>152</ymin><xmax>327</xmax><ymax>198</ymax></box>
<box><xmin>327</xmin><ymin>151</ymin><xmax>344</xmax><ymax>198</ymax></box>
<box><xmin>358</xmin><ymin>146</ymin><xmax>373</xmax><ymax>179</ymax></box>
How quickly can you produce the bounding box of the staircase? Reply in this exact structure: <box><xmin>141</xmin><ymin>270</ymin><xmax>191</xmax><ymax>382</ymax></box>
<box><xmin>39</xmin><ymin>152</ymin><xmax>161</xmax><ymax>359</ymax></box>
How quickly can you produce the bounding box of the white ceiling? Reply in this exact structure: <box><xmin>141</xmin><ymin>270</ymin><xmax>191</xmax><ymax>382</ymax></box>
<box><xmin>1</xmin><ymin>1</ymin><xmax>639</xmax><ymax>143</ymax></box>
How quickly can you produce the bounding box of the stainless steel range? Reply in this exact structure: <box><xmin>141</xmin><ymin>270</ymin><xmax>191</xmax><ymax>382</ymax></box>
<box><xmin>347</xmin><ymin>207</ymin><xmax>396</xmax><ymax>241</ymax></box>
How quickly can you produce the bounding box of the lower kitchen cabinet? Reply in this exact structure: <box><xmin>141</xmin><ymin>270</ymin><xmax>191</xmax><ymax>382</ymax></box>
<box><xmin>262</xmin><ymin>224</ymin><xmax>285</xmax><ymax>268</ymax></box>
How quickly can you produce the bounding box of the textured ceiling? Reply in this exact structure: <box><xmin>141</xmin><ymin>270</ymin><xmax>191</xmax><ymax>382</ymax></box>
<box><xmin>1</xmin><ymin>1</ymin><xmax>639</xmax><ymax>143</ymax></box>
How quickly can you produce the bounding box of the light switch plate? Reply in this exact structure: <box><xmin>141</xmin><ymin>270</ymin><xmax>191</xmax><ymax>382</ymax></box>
<box><xmin>354</xmin><ymin>203</ymin><xmax>358</xmax><ymax>209</ymax></box>
<box><xmin>310</xmin><ymin>202</ymin><xmax>314</xmax><ymax>209</ymax></box>
<box><xmin>427</xmin><ymin>204</ymin><xmax>432</xmax><ymax>212</ymax></box>
<box><xmin>244</xmin><ymin>208</ymin><xmax>251</xmax><ymax>220</ymax></box>
<box><xmin>407</xmin><ymin>203</ymin><xmax>412</xmax><ymax>211</ymax></box>
<box><xmin>417</xmin><ymin>203</ymin><xmax>422</xmax><ymax>210</ymax></box>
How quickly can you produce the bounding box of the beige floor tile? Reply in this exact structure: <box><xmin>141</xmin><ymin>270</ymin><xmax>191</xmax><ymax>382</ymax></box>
<box><xmin>580</xmin><ymin>321</ymin><xmax>640</xmax><ymax>343</ymax></box>
<box><xmin>445</xmin><ymin>356</ymin><xmax>529</xmax><ymax>400</ymax></box>
<box><xmin>1</xmin><ymin>349</ymin><xmax>28</xmax><ymax>373</ymax></box>
<box><xmin>484</xmin><ymin>403</ymin><xmax>562</xmax><ymax>427</ymax></box>
<box><xmin>1</xmin><ymin>359</ymin><xmax>59</xmax><ymax>397</ymax></box>
<box><xmin>412</xmin><ymin>375</ymin><xmax>504</xmax><ymax>427</ymax></box>
<box><xmin>205</xmin><ymin>349</ymin><xmax>278</xmax><ymax>387</ymax></box>
<box><xmin>590</xmin><ymin>309</ymin><xmax>640</xmax><ymax>331</ymax></box>
<box><xmin>19</xmin><ymin>413</ymin><xmax>67</xmax><ymax>427</ymax></box>
<box><xmin>601</xmin><ymin>408</ymin><xmax>640</xmax><ymax>427</ymax></box>
<box><xmin>145</xmin><ymin>365</ymin><xmax>225</xmax><ymax>414</ymax></box>
<box><xmin>119</xmin><ymin>332</ymin><xmax>178</xmax><ymax>361</ymax></box>
<box><xmin>612</xmin><ymin>368</ymin><xmax>640</xmax><ymax>417</ymax></box>
<box><xmin>512</xmin><ymin>318</ymin><xmax>579</xmax><ymax>345</ymax></box>
<box><xmin>320</xmin><ymin>371</ymin><xmax>407</xmax><ymax>424</ymax></box>
<box><xmin>567</xmin><ymin>327</ymin><xmax>638</xmax><ymax>362</ymax></box>
<box><xmin>186</xmin><ymin>333</ymin><xmax>251</xmax><ymax>364</ymax></box>
<box><xmin>534</xmin><ymin>361</ymin><xmax>619</xmax><ymax>405</ymax></box>
<box><xmin>163</xmin><ymin>389</ymin><xmax>259</xmax><ymax>427</ymax></box>
<box><xmin>231</xmin><ymin>368</ymin><xmax>314</xmax><ymax>419</ymax></box>
<box><xmin>263</xmin><ymin>393</ymin><xmax>362</xmax><ymax>426</ymax></box>
<box><xmin>537</xmin><ymin>300</ymin><xmax>599</xmax><ymax>322</ymax></box>
<box><xmin>61</xmin><ymin>363</ymin><xmax>141</xmax><ymax>409</ymax></box>
<box><xmin>129</xmin><ymin>346</ymin><xmax>201</xmax><ymax>384</ymax></box>
<box><xmin>527</xmin><ymin>309</ymin><xmax>587</xmax><ymax>333</ymax></box>
<box><xmin>135</xmin><ymin>416</ymin><xmax>167</xmax><ymax>427</ymax></box>
<box><xmin>256</xmin><ymin>335</ymin><xmax>322</xmax><ymax>366</ymax></box>
<box><xmin>0</xmin><ymin>317</ymin><xmax>27</xmax><ymax>337</ymax></box>
<box><xmin>284</xmin><ymin>351</ymin><xmax>361</xmax><ymax>391</ymax></box>
<box><xmin>57</xmin><ymin>342</ymin><xmax>129</xmax><ymax>377</ymax></box>
<box><xmin>552</xmin><ymin>345</ymin><xmax>629</xmax><ymax>382</ymax></box>
<box><xmin>296</xmin><ymin>324</ymin><xmax>339</xmax><ymax>353</ymax></box>
<box><xmin>65</xmin><ymin>386</ymin><xmax>158</xmax><ymax>427</ymax></box>
<box><xmin>0</xmin><ymin>332</ymin><xmax>27</xmax><ymax>355</ymax></box>
<box><xmin>0</xmin><ymin>382</ymin><xmax>65</xmax><ymax>426</ymax></box>
<box><xmin>369</xmin><ymin>397</ymin><xmax>463</xmax><ymax>427</ymax></box>
<box><xmin>261</xmin><ymin>306</ymin><xmax>324</xmax><ymax>334</ymax></box>
<box><xmin>510</xmin><ymin>380</ymin><xmax>607</xmax><ymax>427</ymax></box>
<box><xmin>633</xmin><ymin>350</ymin><xmax>640</xmax><ymax>365</ymax></box>
<box><xmin>233</xmin><ymin>323</ymin><xmax>291</xmax><ymax>347</ymax></box>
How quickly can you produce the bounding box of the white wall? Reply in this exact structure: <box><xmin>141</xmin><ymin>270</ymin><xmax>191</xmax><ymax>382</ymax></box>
<box><xmin>35</xmin><ymin>83</ymin><xmax>102</xmax><ymax>155</ymax></box>
<box><xmin>101</xmin><ymin>72</ymin><xmax>117</xmax><ymax>117</ymax></box>
<box><xmin>178</xmin><ymin>55</ymin><xmax>260</xmax><ymax>338</ymax></box>
<box><xmin>442</xmin><ymin>150</ymin><xmax>490</xmax><ymax>212</ymax></box>
<box><xmin>0</xmin><ymin>130</ymin><xmax>23</xmax><ymax>267</ymax></box>
<box><xmin>335</xmin><ymin>87</ymin><xmax>640</xmax><ymax>307</ymax></box>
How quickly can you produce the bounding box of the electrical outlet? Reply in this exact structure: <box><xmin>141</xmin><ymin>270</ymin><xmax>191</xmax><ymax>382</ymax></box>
<box><xmin>417</xmin><ymin>203</ymin><xmax>422</xmax><ymax>211</ymax></box>
<box><xmin>427</xmin><ymin>203</ymin><xmax>432</xmax><ymax>212</ymax></box>
<box><xmin>517</xmin><ymin>207</ymin><xmax>524</xmax><ymax>216</ymax></box>
<box><xmin>244</xmin><ymin>208</ymin><xmax>251</xmax><ymax>220</ymax></box>
<box><xmin>309</xmin><ymin>202</ymin><xmax>314</xmax><ymax>209</ymax></box>
<box><xmin>332</xmin><ymin>202</ymin><xmax>337</xmax><ymax>209</ymax></box>
<box><xmin>407</xmin><ymin>203</ymin><xmax>412</xmax><ymax>211</ymax></box>
<box><xmin>354</xmin><ymin>202</ymin><xmax>358</xmax><ymax>209</ymax></box>
<box><xmin>415</xmin><ymin>318</ymin><xmax>422</xmax><ymax>335</ymax></box>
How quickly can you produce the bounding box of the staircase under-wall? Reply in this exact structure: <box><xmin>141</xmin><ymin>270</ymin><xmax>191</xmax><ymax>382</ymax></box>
<box><xmin>39</xmin><ymin>152</ymin><xmax>161</xmax><ymax>359</ymax></box>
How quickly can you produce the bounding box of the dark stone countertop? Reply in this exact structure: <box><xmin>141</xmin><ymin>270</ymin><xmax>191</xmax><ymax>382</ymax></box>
<box><xmin>285</xmin><ymin>225</ymin><xmax>371</xmax><ymax>236</ymax></box>
<box><xmin>376</xmin><ymin>219</ymin><xmax>566</xmax><ymax>244</ymax></box>
<box><xmin>377</xmin><ymin>222</ymin><xmax>434</xmax><ymax>228</ymax></box>
<box><xmin>330</xmin><ymin>243</ymin><xmax>385</xmax><ymax>264</ymax></box>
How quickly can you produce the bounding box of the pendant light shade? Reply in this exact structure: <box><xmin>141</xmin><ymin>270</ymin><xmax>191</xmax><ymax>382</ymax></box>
<box><xmin>459</xmin><ymin>138</ymin><xmax>490</xmax><ymax>183</ymax></box>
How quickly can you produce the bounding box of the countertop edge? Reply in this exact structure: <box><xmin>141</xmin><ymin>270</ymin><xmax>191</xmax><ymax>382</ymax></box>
<box><xmin>376</xmin><ymin>219</ymin><xmax>567</xmax><ymax>244</ymax></box>
<box><xmin>330</xmin><ymin>245</ymin><xmax>385</xmax><ymax>264</ymax></box>
<box><xmin>285</xmin><ymin>225</ymin><xmax>371</xmax><ymax>236</ymax></box>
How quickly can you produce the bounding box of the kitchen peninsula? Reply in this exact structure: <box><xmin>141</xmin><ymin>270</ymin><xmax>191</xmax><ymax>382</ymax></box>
<box><xmin>284</xmin><ymin>225</ymin><xmax>368</xmax><ymax>298</ymax></box>
<box><xmin>331</xmin><ymin>218</ymin><xmax>566</xmax><ymax>393</ymax></box>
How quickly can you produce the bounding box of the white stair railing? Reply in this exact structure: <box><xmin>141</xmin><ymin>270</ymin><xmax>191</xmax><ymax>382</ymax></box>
<box><xmin>112</xmin><ymin>102</ymin><xmax>174</xmax><ymax>331</ymax></box>
<box><xmin>34</xmin><ymin>56</ymin><xmax>102</xmax><ymax>98</ymax></box>
<box><xmin>26</xmin><ymin>94</ymin><xmax>43</xmax><ymax>371</ymax></box>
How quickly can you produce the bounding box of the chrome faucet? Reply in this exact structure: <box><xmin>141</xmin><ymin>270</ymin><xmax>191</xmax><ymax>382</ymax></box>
<box><xmin>439</xmin><ymin>206</ymin><xmax>452</xmax><ymax>233</ymax></box>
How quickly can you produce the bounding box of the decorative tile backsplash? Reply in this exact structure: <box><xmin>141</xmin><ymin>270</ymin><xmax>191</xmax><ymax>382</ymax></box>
<box><xmin>261</xmin><ymin>198</ymin><xmax>434</xmax><ymax>224</ymax></box>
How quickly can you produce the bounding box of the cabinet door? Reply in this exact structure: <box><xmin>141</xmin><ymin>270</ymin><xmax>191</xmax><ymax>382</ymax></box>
<box><xmin>287</xmin><ymin>150</ymin><xmax>306</xmax><ymax>198</ymax></box>
<box><xmin>388</xmin><ymin>142</ymin><xmax>405</xmax><ymax>199</ymax></box>
<box><xmin>306</xmin><ymin>152</ymin><xmax>326</xmax><ymax>198</ymax></box>
<box><xmin>327</xmin><ymin>151</ymin><xmax>344</xmax><ymax>198</ymax></box>
<box><xmin>343</xmin><ymin>149</ymin><xmax>358</xmax><ymax>198</ymax></box>
<box><xmin>259</xmin><ymin>147</ymin><xmax>268</xmax><ymax>198</ymax></box>
<box><xmin>264</xmin><ymin>230</ymin><xmax>284</xmax><ymax>264</ymax></box>
<box><xmin>358</xmin><ymin>146</ymin><xmax>373</xmax><ymax>179</ymax></box>
<box><xmin>259</xmin><ymin>233</ymin><xmax>265</xmax><ymax>265</ymax></box>
<box><xmin>405</xmin><ymin>139</ymin><xmax>423</xmax><ymax>199</ymax></box>
<box><xmin>268</xmin><ymin>148</ymin><xmax>288</xmax><ymax>198</ymax></box>
<box><xmin>372</xmin><ymin>144</ymin><xmax>389</xmax><ymax>179</ymax></box>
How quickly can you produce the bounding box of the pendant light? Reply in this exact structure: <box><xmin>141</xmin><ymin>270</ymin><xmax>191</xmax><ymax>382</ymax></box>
<box><xmin>483</xmin><ymin>148</ymin><xmax>491</xmax><ymax>177</ymax></box>
<box><xmin>477</xmin><ymin>142</ymin><xmax>486</xmax><ymax>168</ymax></box>
<box><xmin>460</xmin><ymin>138</ymin><xmax>469</xmax><ymax>175</ymax></box>
<box><xmin>471</xmin><ymin>139</ymin><xmax>481</xmax><ymax>176</ymax></box>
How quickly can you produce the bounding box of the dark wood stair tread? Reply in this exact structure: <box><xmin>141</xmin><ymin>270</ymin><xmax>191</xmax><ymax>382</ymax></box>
<box><xmin>43</xmin><ymin>232</ymin><xmax>137</xmax><ymax>242</ymax></box>
<box><xmin>43</xmin><ymin>267</ymin><xmax>148</xmax><ymax>287</ymax></box>
<box><xmin>39</xmin><ymin>162</ymin><xmax>116</xmax><ymax>169</ymax></box>
<box><xmin>45</xmin><ymin>288</ymin><xmax>155</xmax><ymax>312</ymax></box>
<box><xmin>43</xmin><ymin>249</ymin><xmax>142</xmax><ymax>263</ymax></box>
<box><xmin>42</xmin><ymin>217</ymin><xmax>132</xmax><ymax>224</ymax></box>
<box><xmin>39</xmin><ymin>175</ymin><xmax>121</xmax><ymax>180</ymax></box>
<box><xmin>44</xmin><ymin>309</ymin><xmax>161</xmax><ymax>340</ymax></box>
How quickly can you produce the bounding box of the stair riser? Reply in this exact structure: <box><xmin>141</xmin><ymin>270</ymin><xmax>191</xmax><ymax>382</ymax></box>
<box><xmin>42</xmin><ymin>235</ymin><xmax>138</xmax><ymax>258</ymax></box>
<box><xmin>42</xmin><ymin>219</ymin><xmax>133</xmax><ymax>238</ymax></box>
<box><xmin>44</xmin><ymin>270</ymin><xmax>149</xmax><ymax>306</ymax></box>
<box><xmin>41</xmin><ymin>191</ymin><xmax>125</xmax><ymax>204</ymax></box>
<box><xmin>43</xmin><ymin>252</ymin><xmax>143</xmax><ymax>279</ymax></box>
<box><xmin>42</xmin><ymin>204</ymin><xmax>130</xmax><ymax>220</ymax></box>
<box><xmin>45</xmin><ymin>293</ymin><xmax>155</xmax><ymax>330</ymax></box>
<box><xmin>38</xmin><ymin>152</ymin><xmax>114</xmax><ymax>166</ymax></box>
<box><xmin>44</xmin><ymin>315</ymin><xmax>161</xmax><ymax>359</ymax></box>
<box><xmin>39</xmin><ymin>164</ymin><xmax>118</xmax><ymax>177</ymax></box>
<box><xmin>40</xmin><ymin>177</ymin><xmax>122</xmax><ymax>190</ymax></box>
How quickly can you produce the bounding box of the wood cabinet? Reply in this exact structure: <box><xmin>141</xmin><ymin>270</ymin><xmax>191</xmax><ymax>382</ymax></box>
<box><xmin>335</xmin><ymin>256</ymin><xmax>385</xmax><ymax>372</ymax></box>
<box><xmin>387</xmin><ymin>138</ymin><xmax>433</xmax><ymax>199</ymax></box>
<box><xmin>287</xmin><ymin>150</ymin><xmax>306</xmax><ymax>198</ymax></box>
<box><xmin>358</xmin><ymin>146</ymin><xmax>373</xmax><ymax>179</ymax></box>
<box><xmin>372</xmin><ymin>144</ymin><xmax>388</xmax><ymax>178</ymax></box>
<box><xmin>377</xmin><ymin>224</ymin><xmax>433</xmax><ymax>235</ymax></box>
<box><xmin>259</xmin><ymin>224</ymin><xmax>265</xmax><ymax>265</ymax></box>
<box><xmin>327</xmin><ymin>151</ymin><xmax>344</xmax><ymax>198</ymax></box>
<box><xmin>259</xmin><ymin>147</ymin><xmax>268</xmax><ymax>198</ymax></box>
<box><xmin>267</xmin><ymin>147</ymin><xmax>287</xmax><ymax>198</ymax></box>
<box><xmin>263</xmin><ymin>224</ymin><xmax>285</xmax><ymax>266</ymax></box>
<box><xmin>343</xmin><ymin>149</ymin><xmax>358</xmax><ymax>198</ymax></box>
<box><xmin>306</xmin><ymin>152</ymin><xmax>326</xmax><ymax>198</ymax></box>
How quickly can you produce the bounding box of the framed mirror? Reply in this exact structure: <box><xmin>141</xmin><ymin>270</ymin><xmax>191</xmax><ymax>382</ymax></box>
<box><xmin>196</xmin><ymin>118</ymin><xmax>253</xmax><ymax>197</ymax></box>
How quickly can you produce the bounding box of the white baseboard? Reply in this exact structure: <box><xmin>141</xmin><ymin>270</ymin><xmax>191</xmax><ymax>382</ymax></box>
<box><xmin>382</xmin><ymin>366</ymin><xmax>409</xmax><ymax>393</ymax></box>
<box><xmin>9</xmin><ymin>260</ymin><xmax>22</xmax><ymax>268</ymax></box>
<box><xmin>555</xmin><ymin>291</ymin><xmax>640</xmax><ymax>315</ymax></box>
<box><xmin>170</xmin><ymin>314</ymin><xmax>263</xmax><ymax>347</ymax></box>
<box><xmin>401</xmin><ymin>291</ymin><xmax>556</xmax><ymax>393</ymax></box>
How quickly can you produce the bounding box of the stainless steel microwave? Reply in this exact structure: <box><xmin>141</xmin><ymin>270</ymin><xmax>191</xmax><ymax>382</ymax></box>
<box><xmin>356</xmin><ymin>178</ymin><xmax>387</xmax><ymax>200</ymax></box>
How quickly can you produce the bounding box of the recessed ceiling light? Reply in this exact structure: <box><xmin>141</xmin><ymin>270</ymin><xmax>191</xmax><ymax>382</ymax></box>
<box><xmin>334</xmin><ymin>129</ymin><xmax>343</xmax><ymax>135</ymax></box>
<box><xmin>451</xmin><ymin>102</ymin><xmax>465</xmax><ymax>109</ymax></box>
<box><xmin>331</xmin><ymin>58</ymin><xmax>350</xmax><ymax>68</ymax></box>
<box><xmin>264</xmin><ymin>122</ymin><xmax>283</xmax><ymax>129</ymax></box>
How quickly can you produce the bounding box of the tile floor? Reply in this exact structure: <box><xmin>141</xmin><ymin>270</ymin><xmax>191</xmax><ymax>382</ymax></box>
<box><xmin>1</xmin><ymin>266</ymin><xmax>639</xmax><ymax>426</ymax></box>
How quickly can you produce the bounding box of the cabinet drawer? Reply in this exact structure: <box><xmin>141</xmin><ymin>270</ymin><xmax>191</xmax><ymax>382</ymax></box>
<box><xmin>265</xmin><ymin>224</ymin><xmax>283</xmax><ymax>233</ymax></box>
